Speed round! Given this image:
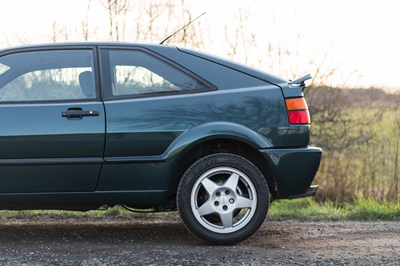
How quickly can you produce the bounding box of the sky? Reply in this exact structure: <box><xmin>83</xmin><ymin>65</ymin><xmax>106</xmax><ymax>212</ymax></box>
<box><xmin>0</xmin><ymin>0</ymin><xmax>399</xmax><ymax>91</ymax></box>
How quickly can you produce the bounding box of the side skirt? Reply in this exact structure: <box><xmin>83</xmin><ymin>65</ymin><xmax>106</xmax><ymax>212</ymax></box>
<box><xmin>0</xmin><ymin>190</ymin><xmax>167</xmax><ymax>211</ymax></box>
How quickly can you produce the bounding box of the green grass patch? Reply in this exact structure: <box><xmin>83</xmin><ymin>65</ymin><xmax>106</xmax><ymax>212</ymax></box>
<box><xmin>0</xmin><ymin>197</ymin><xmax>399</xmax><ymax>222</ymax></box>
<box><xmin>345</xmin><ymin>197</ymin><xmax>400</xmax><ymax>220</ymax></box>
<box><xmin>269</xmin><ymin>197</ymin><xmax>400</xmax><ymax>221</ymax></box>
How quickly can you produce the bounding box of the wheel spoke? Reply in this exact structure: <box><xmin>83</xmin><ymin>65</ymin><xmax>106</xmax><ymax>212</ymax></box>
<box><xmin>201</xmin><ymin>178</ymin><xmax>219</xmax><ymax>195</ymax></box>
<box><xmin>224</xmin><ymin>173</ymin><xmax>239</xmax><ymax>191</ymax></box>
<box><xmin>236</xmin><ymin>195</ymin><xmax>253</xmax><ymax>209</ymax></box>
<box><xmin>219</xmin><ymin>211</ymin><xmax>233</xmax><ymax>228</ymax></box>
<box><xmin>197</xmin><ymin>200</ymin><xmax>215</xmax><ymax>216</ymax></box>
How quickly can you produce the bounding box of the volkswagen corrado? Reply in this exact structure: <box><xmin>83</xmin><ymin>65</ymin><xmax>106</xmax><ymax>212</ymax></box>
<box><xmin>0</xmin><ymin>42</ymin><xmax>321</xmax><ymax>244</ymax></box>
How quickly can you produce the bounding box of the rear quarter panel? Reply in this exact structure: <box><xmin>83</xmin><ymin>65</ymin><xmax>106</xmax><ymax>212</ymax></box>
<box><xmin>99</xmin><ymin>85</ymin><xmax>288</xmax><ymax>191</ymax></box>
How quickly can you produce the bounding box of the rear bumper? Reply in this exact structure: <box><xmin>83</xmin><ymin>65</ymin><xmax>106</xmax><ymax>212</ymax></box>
<box><xmin>260</xmin><ymin>147</ymin><xmax>322</xmax><ymax>199</ymax></box>
<box><xmin>286</xmin><ymin>185</ymin><xmax>318</xmax><ymax>199</ymax></box>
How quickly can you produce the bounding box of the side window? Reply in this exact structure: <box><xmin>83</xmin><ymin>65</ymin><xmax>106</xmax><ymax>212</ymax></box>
<box><xmin>106</xmin><ymin>50</ymin><xmax>208</xmax><ymax>96</ymax></box>
<box><xmin>0</xmin><ymin>50</ymin><xmax>96</xmax><ymax>102</ymax></box>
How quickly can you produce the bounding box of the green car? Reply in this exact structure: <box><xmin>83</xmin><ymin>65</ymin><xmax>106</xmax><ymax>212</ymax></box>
<box><xmin>0</xmin><ymin>43</ymin><xmax>321</xmax><ymax>244</ymax></box>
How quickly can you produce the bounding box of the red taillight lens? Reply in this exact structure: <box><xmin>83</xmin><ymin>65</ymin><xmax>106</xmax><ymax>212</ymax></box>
<box><xmin>285</xmin><ymin>97</ymin><xmax>310</xmax><ymax>124</ymax></box>
<box><xmin>288</xmin><ymin>110</ymin><xmax>310</xmax><ymax>124</ymax></box>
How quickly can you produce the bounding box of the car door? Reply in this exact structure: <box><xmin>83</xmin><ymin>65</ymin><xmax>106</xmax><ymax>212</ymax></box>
<box><xmin>0</xmin><ymin>48</ymin><xmax>105</xmax><ymax>193</ymax></box>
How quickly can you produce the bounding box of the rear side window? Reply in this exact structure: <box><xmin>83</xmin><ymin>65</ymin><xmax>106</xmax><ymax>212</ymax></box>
<box><xmin>0</xmin><ymin>63</ymin><xmax>9</xmax><ymax>75</ymax></box>
<box><xmin>0</xmin><ymin>50</ymin><xmax>96</xmax><ymax>102</ymax></box>
<box><xmin>102</xmin><ymin>49</ymin><xmax>208</xmax><ymax>97</ymax></box>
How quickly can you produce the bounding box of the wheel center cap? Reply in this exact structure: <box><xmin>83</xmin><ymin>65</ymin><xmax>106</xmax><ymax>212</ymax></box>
<box><xmin>220</xmin><ymin>196</ymin><xmax>229</xmax><ymax>205</ymax></box>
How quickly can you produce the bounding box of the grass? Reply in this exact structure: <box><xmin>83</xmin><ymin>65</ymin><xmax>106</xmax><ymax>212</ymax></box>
<box><xmin>0</xmin><ymin>197</ymin><xmax>398</xmax><ymax>222</ymax></box>
<box><xmin>268</xmin><ymin>197</ymin><xmax>400</xmax><ymax>221</ymax></box>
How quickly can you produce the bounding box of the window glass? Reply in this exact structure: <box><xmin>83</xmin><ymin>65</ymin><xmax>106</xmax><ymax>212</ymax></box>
<box><xmin>0</xmin><ymin>50</ymin><xmax>95</xmax><ymax>102</ymax></box>
<box><xmin>108</xmin><ymin>50</ymin><xmax>207</xmax><ymax>96</ymax></box>
<box><xmin>0</xmin><ymin>63</ymin><xmax>9</xmax><ymax>75</ymax></box>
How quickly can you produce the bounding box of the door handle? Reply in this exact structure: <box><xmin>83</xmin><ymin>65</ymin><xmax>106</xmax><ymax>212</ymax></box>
<box><xmin>62</xmin><ymin>108</ymin><xmax>99</xmax><ymax>120</ymax></box>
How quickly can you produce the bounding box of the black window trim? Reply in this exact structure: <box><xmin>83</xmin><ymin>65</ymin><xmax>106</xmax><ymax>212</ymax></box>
<box><xmin>97</xmin><ymin>45</ymin><xmax>217</xmax><ymax>101</ymax></box>
<box><xmin>0</xmin><ymin>46</ymin><xmax>102</xmax><ymax>104</ymax></box>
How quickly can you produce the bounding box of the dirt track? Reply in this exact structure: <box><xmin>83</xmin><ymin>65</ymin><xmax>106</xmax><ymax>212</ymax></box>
<box><xmin>0</xmin><ymin>217</ymin><xmax>398</xmax><ymax>265</ymax></box>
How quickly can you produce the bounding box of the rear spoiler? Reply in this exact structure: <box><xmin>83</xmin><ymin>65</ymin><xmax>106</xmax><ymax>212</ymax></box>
<box><xmin>290</xmin><ymin>74</ymin><xmax>312</xmax><ymax>88</ymax></box>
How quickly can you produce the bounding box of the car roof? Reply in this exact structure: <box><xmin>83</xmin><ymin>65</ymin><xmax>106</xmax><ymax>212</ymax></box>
<box><xmin>0</xmin><ymin>42</ymin><xmax>287</xmax><ymax>85</ymax></box>
<box><xmin>0</xmin><ymin>42</ymin><xmax>170</xmax><ymax>52</ymax></box>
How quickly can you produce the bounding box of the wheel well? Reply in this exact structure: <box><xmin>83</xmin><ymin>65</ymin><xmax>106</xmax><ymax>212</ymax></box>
<box><xmin>167</xmin><ymin>139</ymin><xmax>277</xmax><ymax>205</ymax></box>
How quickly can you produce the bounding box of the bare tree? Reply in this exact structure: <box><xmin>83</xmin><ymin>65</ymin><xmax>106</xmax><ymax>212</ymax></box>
<box><xmin>81</xmin><ymin>0</ymin><xmax>92</xmax><ymax>41</ymax></box>
<box><xmin>135</xmin><ymin>0</ymin><xmax>165</xmax><ymax>42</ymax></box>
<box><xmin>171</xmin><ymin>0</ymin><xmax>205</xmax><ymax>49</ymax></box>
<box><xmin>390</xmin><ymin>106</ymin><xmax>400</xmax><ymax>201</ymax></box>
<box><xmin>224</xmin><ymin>6</ymin><xmax>258</xmax><ymax>65</ymax></box>
<box><xmin>2</xmin><ymin>32</ymin><xmax>12</xmax><ymax>47</ymax></box>
<box><xmin>50</xmin><ymin>20</ymin><xmax>69</xmax><ymax>42</ymax></box>
<box><xmin>103</xmin><ymin>0</ymin><xmax>130</xmax><ymax>41</ymax></box>
<box><xmin>124</xmin><ymin>0</ymin><xmax>204</xmax><ymax>48</ymax></box>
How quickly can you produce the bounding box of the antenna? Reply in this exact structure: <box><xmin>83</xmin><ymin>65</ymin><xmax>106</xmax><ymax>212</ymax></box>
<box><xmin>160</xmin><ymin>12</ymin><xmax>206</xmax><ymax>45</ymax></box>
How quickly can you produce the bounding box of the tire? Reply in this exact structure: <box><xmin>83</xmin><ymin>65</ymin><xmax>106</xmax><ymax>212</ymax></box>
<box><xmin>177</xmin><ymin>153</ymin><xmax>270</xmax><ymax>244</ymax></box>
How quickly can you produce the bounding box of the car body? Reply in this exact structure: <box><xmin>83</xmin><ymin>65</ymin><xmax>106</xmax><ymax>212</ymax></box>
<box><xmin>0</xmin><ymin>42</ymin><xmax>321</xmax><ymax>244</ymax></box>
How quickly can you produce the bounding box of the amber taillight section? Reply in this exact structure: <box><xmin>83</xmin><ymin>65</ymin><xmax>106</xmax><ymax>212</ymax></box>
<box><xmin>285</xmin><ymin>97</ymin><xmax>310</xmax><ymax>124</ymax></box>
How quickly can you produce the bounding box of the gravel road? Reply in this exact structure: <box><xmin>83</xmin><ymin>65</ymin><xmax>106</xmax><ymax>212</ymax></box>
<box><xmin>0</xmin><ymin>215</ymin><xmax>398</xmax><ymax>265</ymax></box>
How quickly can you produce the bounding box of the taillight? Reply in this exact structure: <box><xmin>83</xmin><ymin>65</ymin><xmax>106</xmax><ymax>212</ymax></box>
<box><xmin>285</xmin><ymin>97</ymin><xmax>310</xmax><ymax>124</ymax></box>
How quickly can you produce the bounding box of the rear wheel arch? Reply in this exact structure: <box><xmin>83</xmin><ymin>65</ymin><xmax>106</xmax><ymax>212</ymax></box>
<box><xmin>166</xmin><ymin>137</ymin><xmax>277</xmax><ymax>203</ymax></box>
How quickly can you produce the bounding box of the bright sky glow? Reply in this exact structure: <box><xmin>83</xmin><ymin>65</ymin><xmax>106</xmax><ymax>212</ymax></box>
<box><xmin>0</xmin><ymin>0</ymin><xmax>399</xmax><ymax>91</ymax></box>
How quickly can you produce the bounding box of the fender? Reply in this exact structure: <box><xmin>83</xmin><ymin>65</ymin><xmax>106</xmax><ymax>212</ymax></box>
<box><xmin>163</xmin><ymin>121</ymin><xmax>272</xmax><ymax>159</ymax></box>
